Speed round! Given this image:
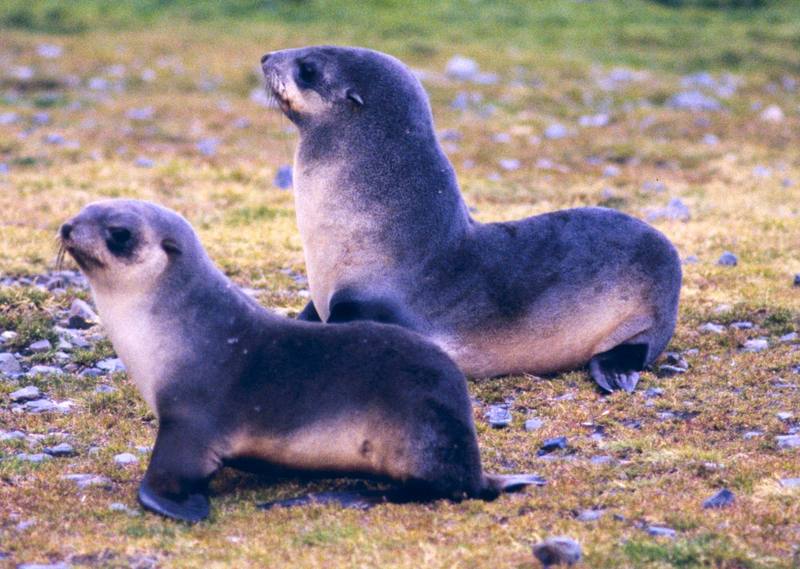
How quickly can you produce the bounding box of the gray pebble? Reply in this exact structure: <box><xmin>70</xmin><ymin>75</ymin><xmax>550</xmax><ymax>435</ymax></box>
<box><xmin>658</xmin><ymin>365</ymin><xmax>686</xmax><ymax>377</ymax></box>
<box><xmin>576</xmin><ymin>509</ymin><xmax>605</xmax><ymax>522</ymax></box>
<box><xmin>0</xmin><ymin>430</ymin><xmax>26</xmax><ymax>441</ymax></box>
<box><xmin>196</xmin><ymin>138</ymin><xmax>218</xmax><ymax>156</ymax></box>
<box><xmin>647</xmin><ymin>525</ymin><xmax>677</xmax><ymax>538</ymax></box>
<box><xmin>776</xmin><ymin>435</ymin><xmax>800</xmax><ymax>449</ymax></box>
<box><xmin>24</xmin><ymin>399</ymin><xmax>57</xmax><ymax>413</ymax></box>
<box><xmin>273</xmin><ymin>165</ymin><xmax>293</xmax><ymax>189</ymax></box>
<box><xmin>742</xmin><ymin>430</ymin><xmax>762</xmax><ymax>439</ymax></box>
<box><xmin>742</xmin><ymin>338</ymin><xmax>768</xmax><ymax>353</ymax></box>
<box><xmin>68</xmin><ymin>299</ymin><xmax>98</xmax><ymax>329</ymax></box>
<box><xmin>60</xmin><ymin>473</ymin><xmax>112</xmax><ymax>489</ymax></box>
<box><xmin>779</xmin><ymin>478</ymin><xmax>800</xmax><ymax>488</ymax></box>
<box><xmin>0</xmin><ymin>352</ymin><xmax>22</xmax><ymax>374</ymax></box>
<box><xmin>17</xmin><ymin>563</ymin><xmax>70</xmax><ymax>569</ymax></box>
<box><xmin>794</xmin><ymin>274</ymin><xmax>800</xmax><ymax>287</ymax></box>
<box><xmin>544</xmin><ymin>123</ymin><xmax>570</xmax><ymax>140</ymax></box>
<box><xmin>498</xmin><ymin>158</ymin><xmax>520</xmax><ymax>171</ymax></box>
<box><xmin>97</xmin><ymin>358</ymin><xmax>125</xmax><ymax>373</ymax></box>
<box><xmin>113</xmin><ymin>452</ymin><xmax>139</xmax><ymax>465</ymax></box>
<box><xmin>94</xmin><ymin>384</ymin><xmax>116</xmax><ymax>393</ymax></box>
<box><xmin>730</xmin><ymin>321</ymin><xmax>754</xmax><ymax>330</ymax></box>
<box><xmin>16</xmin><ymin>452</ymin><xmax>51</xmax><ymax>463</ymax></box>
<box><xmin>445</xmin><ymin>55</ymin><xmax>479</xmax><ymax>81</ymax></box>
<box><xmin>524</xmin><ymin>418</ymin><xmax>544</xmax><ymax>432</ymax></box>
<box><xmin>646</xmin><ymin>198</ymin><xmax>690</xmax><ymax>222</ymax></box>
<box><xmin>538</xmin><ymin>436</ymin><xmax>568</xmax><ymax>455</ymax></box>
<box><xmin>485</xmin><ymin>405</ymin><xmax>512</xmax><ymax>428</ymax></box>
<box><xmin>699</xmin><ymin>322</ymin><xmax>725</xmax><ymax>334</ymax></box>
<box><xmin>45</xmin><ymin>443</ymin><xmax>76</xmax><ymax>457</ymax></box>
<box><xmin>645</xmin><ymin>387</ymin><xmax>664</xmax><ymax>398</ymax></box>
<box><xmin>777</xmin><ymin>412</ymin><xmax>794</xmax><ymax>421</ymax></box>
<box><xmin>28</xmin><ymin>339</ymin><xmax>52</xmax><ymax>353</ymax></box>
<box><xmin>81</xmin><ymin>368</ymin><xmax>104</xmax><ymax>378</ymax></box>
<box><xmin>532</xmin><ymin>536</ymin><xmax>582</xmax><ymax>567</ymax></box>
<box><xmin>134</xmin><ymin>156</ymin><xmax>155</xmax><ymax>168</ymax></box>
<box><xmin>667</xmin><ymin>91</ymin><xmax>722</xmax><ymax>111</ymax></box>
<box><xmin>10</xmin><ymin>385</ymin><xmax>41</xmax><ymax>402</ymax></box>
<box><xmin>702</xmin><ymin>488</ymin><xmax>735</xmax><ymax>509</ymax></box>
<box><xmin>29</xmin><ymin>365</ymin><xmax>64</xmax><ymax>376</ymax></box>
<box><xmin>717</xmin><ymin>251</ymin><xmax>738</xmax><ymax>266</ymax></box>
<box><xmin>779</xmin><ymin>332</ymin><xmax>798</xmax><ymax>342</ymax></box>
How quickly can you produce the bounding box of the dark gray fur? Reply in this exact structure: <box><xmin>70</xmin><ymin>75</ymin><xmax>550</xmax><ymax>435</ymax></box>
<box><xmin>61</xmin><ymin>200</ymin><xmax>538</xmax><ymax>522</ymax></box>
<box><xmin>261</xmin><ymin>46</ymin><xmax>682</xmax><ymax>392</ymax></box>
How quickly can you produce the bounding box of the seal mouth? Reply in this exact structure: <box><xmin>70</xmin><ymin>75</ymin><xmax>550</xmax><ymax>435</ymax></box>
<box><xmin>58</xmin><ymin>239</ymin><xmax>105</xmax><ymax>272</ymax></box>
<box><xmin>263</xmin><ymin>69</ymin><xmax>292</xmax><ymax>115</ymax></box>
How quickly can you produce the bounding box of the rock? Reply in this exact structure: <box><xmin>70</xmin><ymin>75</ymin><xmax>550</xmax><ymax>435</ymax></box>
<box><xmin>16</xmin><ymin>452</ymin><xmax>51</xmax><ymax>463</ymax></box>
<box><xmin>602</xmin><ymin>165</ymin><xmax>620</xmax><ymax>177</ymax></box>
<box><xmin>742</xmin><ymin>338</ymin><xmax>768</xmax><ymax>353</ymax></box>
<box><xmin>126</xmin><ymin>106</ymin><xmax>154</xmax><ymax>121</ymax></box>
<box><xmin>667</xmin><ymin>91</ymin><xmax>722</xmax><ymax>111</ymax></box>
<box><xmin>17</xmin><ymin>563</ymin><xmax>70</xmax><ymax>569</ymax></box>
<box><xmin>779</xmin><ymin>332</ymin><xmax>798</xmax><ymax>342</ymax></box>
<box><xmin>525</xmin><ymin>418</ymin><xmax>544</xmax><ymax>432</ymax></box>
<box><xmin>590</xmin><ymin>455</ymin><xmax>614</xmax><ymax>465</ymax></box>
<box><xmin>645</xmin><ymin>387</ymin><xmax>664</xmax><ymax>398</ymax></box>
<box><xmin>28</xmin><ymin>339</ymin><xmax>52</xmax><ymax>353</ymax></box>
<box><xmin>10</xmin><ymin>386</ymin><xmax>41</xmax><ymax>402</ymax></box>
<box><xmin>703</xmin><ymin>488</ymin><xmax>735</xmax><ymax>509</ymax></box>
<box><xmin>776</xmin><ymin>435</ymin><xmax>800</xmax><ymax>449</ymax></box>
<box><xmin>544</xmin><ymin>123</ymin><xmax>570</xmax><ymax>140</ymax></box>
<box><xmin>730</xmin><ymin>321</ymin><xmax>754</xmax><ymax>330</ymax></box>
<box><xmin>114</xmin><ymin>452</ymin><xmax>139</xmax><ymax>465</ymax></box>
<box><xmin>664</xmin><ymin>352</ymin><xmax>689</xmax><ymax>369</ymax></box>
<box><xmin>485</xmin><ymin>405</ymin><xmax>512</xmax><ymax>428</ymax></box>
<box><xmin>532</xmin><ymin>536</ymin><xmax>582</xmax><ymax>567</ymax></box>
<box><xmin>794</xmin><ymin>274</ymin><xmax>800</xmax><ymax>287</ymax></box>
<box><xmin>717</xmin><ymin>251</ymin><xmax>738</xmax><ymax>266</ymax></box>
<box><xmin>760</xmin><ymin>104</ymin><xmax>784</xmax><ymax>123</ymax></box>
<box><xmin>109</xmin><ymin>502</ymin><xmax>140</xmax><ymax>516</ymax></box>
<box><xmin>29</xmin><ymin>365</ymin><xmax>64</xmax><ymax>376</ymax></box>
<box><xmin>68</xmin><ymin>299</ymin><xmax>98</xmax><ymax>329</ymax></box>
<box><xmin>24</xmin><ymin>399</ymin><xmax>57</xmax><ymax>413</ymax></box>
<box><xmin>0</xmin><ymin>353</ymin><xmax>22</xmax><ymax>374</ymax></box>
<box><xmin>777</xmin><ymin>412</ymin><xmax>794</xmax><ymax>421</ymax></box>
<box><xmin>702</xmin><ymin>133</ymin><xmax>720</xmax><ymax>145</ymax></box>
<box><xmin>273</xmin><ymin>165</ymin><xmax>293</xmax><ymax>189</ymax></box>
<box><xmin>134</xmin><ymin>156</ymin><xmax>155</xmax><ymax>168</ymax></box>
<box><xmin>445</xmin><ymin>55</ymin><xmax>480</xmax><ymax>81</ymax></box>
<box><xmin>196</xmin><ymin>138</ymin><xmax>219</xmax><ymax>157</ymax></box>
<box><xmin>779</xmin><ymin>478</ymin><xmax>800</xmax><ymax>488</ymax></box>
<box><xmin>499</xmin><ymin>158</ymin><xmax>520</xmax><ymax>171</ymax></box>
<box><xmin>0</xmin><ymin>430</ymin><xmax>26</xmax><ymax>441</ymax></box>
<box><xmin>699</xmin><ymin>322</ymin><xmax>725</xmax><ymax>335</ymax></box>
<box><xmin>646</xmin><ymin>198</ymin><xmax>690</xmax><ymax>222</ymax></box>
<box><xmin>538</xmin><ymin>436</ymin><xmax>568</xmax><ymax>456</ymax></box>
<box><xmin>97</xmin><ymin>358</ymin><xmax>125</xmax><ymax>373</ymax></box>
<box><xmin>61</xmin><ymin>473</ymin><xmax>112</xmax><ymax>489</ymax></box>
<box><xmin>742</xmin><ymin>430</ymin><xmax>762</xmax><ymax>440</ymax></box>
<box><xmin>647</xmin><ymin>525</ymin><xmax>677</xmax><ymax>538</ymax></box>
<box><xmin>578</xmin><ymin>113</ymin><xmax>610</xmax><ymax>127</ymax></box>
<box><xmin>658</xmin><ymin>365</ymin><xmax>686</xmax><ymax>377</ymax></box>
<box><xmin>576</xmin><ymin>509</ymin><xmax>605</xmax><ymax>522</ymax></box>
<box><xmin>45</xmin><ymin>443</ymin><xmax>76</xmax><ymax>457</ymax></box>
<box><xmin>94</xmin><ymin>384</ymin><xmax>116</xmax><ymax>394</ymax></box>
<box><xmin>0</xmin><ymin>111</ymin><xmax>19</xmax><ymax>125</ymax></box>
<box><xmin>81</xmin><ymin>368</ymin><xmax>104</xmax><ymax>378</ymax></box>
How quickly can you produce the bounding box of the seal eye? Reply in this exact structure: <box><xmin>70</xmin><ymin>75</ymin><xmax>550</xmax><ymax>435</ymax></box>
<box><xmin>297</xmin><ymin>61</ymin><xmax>318</xmax><ymax>86</ymax></box>
<box><xmin>105</xmin><ymin>226</ymin><xmax>134</xmax><ymax>256</ymax></box>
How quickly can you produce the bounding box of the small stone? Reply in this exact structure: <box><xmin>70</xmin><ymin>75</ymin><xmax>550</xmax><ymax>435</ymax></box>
<box><xmin>486</xmin><ymin>405</ymin><xmax>512</xmax><ymax>428</ymax></box>
<box><xmin>779</xmin><ymin>478</ymin><xmax>800</xmax><ymax>488</ymax></box>
<box><xmin>29</xmin><ymin>365</ymin><xmax>64</xmax><ymax>376</ymax></box>
<box><xmin>590</xmin><ymin>455</ymin><xmax>614</xmax><ymax>465</ymax></box>
<box><xmin>742</xmin><ymin>338</ymin><xmax>768</xmax><ymax>353</ymax></box>
<box><xmin>273</xmin><ymin>165</ymin><xmax>293</xmax><ymax>189</ymax></box>
<box><xmin>702</xmin><ymin>133</ymin><xmax>720</xmax><ymax>145</ymax></box>
<box><xmin>667</xmin><ymin>91</ymin><xmax>722</xmax><ymax>111</ymax></box>
<box><xmin>0</xmin><ymin>353</ymin><xmax>22</xmax><ymax>374</ymax></box>
<box><xmin>779</xmin><ymin>332</ymin><xmax>798</xmax><ymax>342</ymax></box>
<box><xmin>37</xmin><ymin>43</ymin><xmax>63</xmax><ymax>58</ymax></box>
<box><xmin>24</xmin><ymin>399</ymin><xmax>57</xmax><ymax>413</ymax></box>
<box><xmin>68</xmin><ymin>299</ymin><xmax>98</xmax><ymax>329</ymax></box>
<box><xmin>0</xmin><ymin>430</ymin><xmax>26</xmax><ymax>441</ymax></box>
<box><xmin>499</xmin><ymin>158</ymin><xmax>520</xmax><ymax>171</ymax></box>
<box><xmin>97</xmin><ymin>358</ymin><xmax>125</xmax><ymax>373</ymax></box>
<box><xmin>45</xmin><ymin>443</ymin><xmax>76</xmax><ymax>457</ymax></box>
<box><xmin>28</xmin><ymin>339</ymin><xmax>52</xmax><ymax>353</ymax></box>
<box><xmin>717</xmin><ymin>251</ymin><xmax>738</xmax><ymax>266</ymax></box>
<box><xmin>134</xmin><ymin>156</ymin><xmax>155</xmax><ymax>168</ymax></box>
<box><xmin>760</xmin><ymin>104</ymin><xmax>784</xmax><ymax>123</ymax></box>
<box><xmin>16</xmin><ymin>452</ymin><xmax>51</xmax><ymax>463</ymax></box>
<box><xmin>524</xmin><ymin>418</ymin><xmax>544</xmax><ymax>432</ymax></box>
<box><xmin>196</xmin><ymin>138</ymin><xmax>219</xmax><ymax>157</ymax></box>
<box><xmin>94</xmin><ymin>384</ymin><xmax>116</xmax><ymax>394</ymax></box>
<box><xmin>445</xmin><ymin>55</ymin><xmax>480</xmax><ymax>81</ymax></box>
<box><xmin>742</xmin><ymin>430</ymin><xmax>762</xmax><ymax>440</ymax></box>
<box><xmin>578</xmin><ymin>113</ymin><xmax>610</xmax><ymax>127</ymax></box>
<box><xmin>646</xmin><ymin>198</ymin><xmax>690</xmax><ymax>222</ymax></box>
<box><xmin>544</xmin><ymin>123</ymin><xmax>570</xmax><ymax>140</ymax></box>
<box><xmin>647</xmin><ymin>525</ymin><xmax>677</xmax><ymax>538</ymax></box>
<box><xmin>776</xmin><ymin>434</ymin><xmax>800</xmax><ymax>449</ymax></box>
<box><xmin>109</xmin><ymin>502</ymin><xmax>140</xmax><ymax>516</ymax></box>
<box><xmin>794</xmin><ymin>274</ymin><xmax>800</xmax><ymax>287</ymax></box>
<box><xmin>532</xmin><ymin>536</ymin><xmax>582</xmax><ymax>567</ymax></box>
<box><xmin>114</xmin><ymin>452</ymin><xmax>139</xmax><ymax>465</ymax></box>
<box><xmin>777</xmin><ymin>412</ymin><xmax>794</xmax><ymax>421</ymax></box>
<box><xmin>703</xmin><ymin>488</ymin><xmax>735</xmax><ymax>509</ymax></box>
<box><xmin>699</xmin><ymin>322</ymin><xmax>725</xmax><ymax>334</ymax></box>
<box><xmin>752</xmin><ymin>165</ymin><xmax>771</xmax><ymax>178</ymax></box>
<box><xmin>538</xmin><ymin>436</ymin><xmax>568</xmax><ymax>456</ymax></box>
<box><xmin>730</xmin><ymin>321</ymin><xmax>754</xmax><ymax>330</ymax></box>
<box><xmin>61</xmin><ymin>473</ymin><xmax>112</xmax><ymax>489</ymax></box>
<box><xmin>645</xmin><ymin>387</ymin><xmax>664</xmax><ymax>398</ymax></box>
<box><xmin>10</xmin><ymin>386</ymin><xmax>41</xmax><ymax>402</ymax></box>
<box><xmin>602</xmin><ymin>165</ymin><xmax>620</xmax><ymax>177</ymax></box>
<box><xmin>126</xmin><ymin>106</ymin><xmax>154</xmax><ymax>121</ymax></box>
<box><xmin>658</xmin><ymin>365</ymin><xmax>686</xmax><ymax>377</ymax></box>
<box><xmin>0</xmin><ymin>112</ymin><xmax>19</xmax><ymax>125</ymax></box>
<box><xmin>664</xmin><ymin>352</ymin><xmax>689</xmax><ymax>369</ymax></box>
<box><xmin>17</xmin><ymin>562</ymin><xmax>70</xmax><ymax>569</ymax></box>
<box><xmin>576</xmin><ymin>509</ymin><xmax>605</xmax><ymax>522</ymax></box>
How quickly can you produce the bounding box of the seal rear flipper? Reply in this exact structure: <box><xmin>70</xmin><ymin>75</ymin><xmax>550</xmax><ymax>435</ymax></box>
<box><xmin>589</xmin><ymin>343</ymin><xmax>649</xmax><ymax>393</ymax></box>
<box><xmin>480</xmin><ymin>473</ymin><xmax>547</xmax><ymax>500</ymax></box>
<box><xmin>296</xmin><ymin>300</ymin><xmax>322</xmax><ymax>322</ymax></box>
<box><xmin>138</xmin><ymin>478</ymin><xmax>210</xmax><ymax>523</ymax></box>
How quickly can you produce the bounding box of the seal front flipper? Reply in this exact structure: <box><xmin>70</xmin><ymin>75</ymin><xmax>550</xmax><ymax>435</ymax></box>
<box><xmin>327</xmin><ymin>288</ymin><xmax>416</xmax><ymax>328</ymax></box>
<box><xmin>589</xmin><ymin>343</ymin><xmax>649</xmax><ymax>393</ymax></box>
<box><xmin>296</xmin><ymin>300</ymin><xmax>322</xmax><ymax>322</ymax></box>
<box><xmin>138</xmin><ymin>419</ymin><xmax>220</xmax><ymax>523</ymax></box>
<box><xmin>480</xmin><ymin>473</ymin><xmax>547</xmax><ymax>500</ymax></box>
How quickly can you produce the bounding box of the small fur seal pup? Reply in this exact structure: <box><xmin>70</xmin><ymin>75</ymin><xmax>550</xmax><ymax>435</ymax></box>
<box><xmin>261</xmin><ymin>46</ymin><xmax>682</xmax><ymax>393</ymax></box>
<box><xmin>59</xmin><ymin>199</ymin><xmax>541</xmax><ymax>522</ymax></box>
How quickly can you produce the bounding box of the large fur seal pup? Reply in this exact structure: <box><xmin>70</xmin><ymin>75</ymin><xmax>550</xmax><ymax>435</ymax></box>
<box><xmin>261</xmin><ymin>46</ymin><xmax>682</xmax><ymax>393</ymax></box>
<box><xmin>59</xmin><ymin>199</ymin><xmax>540</xmax><ymax>522</ymax></box>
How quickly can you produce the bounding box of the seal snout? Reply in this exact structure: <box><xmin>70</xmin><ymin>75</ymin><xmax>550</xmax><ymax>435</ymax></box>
<box><xmin>60</xmin><ymin>222</ymin><xmax>74</xmax><ymax>241</ymax></box>
<box><xmin>260</xmin><ymin>52</ymin><xmax>272</xmax><ymax>65</ymax></box>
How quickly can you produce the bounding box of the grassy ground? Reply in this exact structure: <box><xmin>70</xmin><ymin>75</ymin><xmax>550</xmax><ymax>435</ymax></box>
<box><xmin>2</xmin><ymin>1</ymin><xmax>800</xmax><ymax>567</ymax></box>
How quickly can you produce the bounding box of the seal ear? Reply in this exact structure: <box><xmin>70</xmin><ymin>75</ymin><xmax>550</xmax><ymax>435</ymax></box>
<box><xmin>161</xmin><ymin>238</ymin><xmax>182</xmax><ymax>256</ymax></box>
<box><xmin>345</xmin><ymin>88</ymin><xmax>364</xmax><ymax>107</ymax></box>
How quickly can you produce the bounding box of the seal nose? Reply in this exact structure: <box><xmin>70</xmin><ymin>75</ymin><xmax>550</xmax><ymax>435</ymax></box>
<box><xmin>60</xmin><ymin>223</ymin><xmax>73</xmax><ymax>240</ymax></box>
<box><xmin>260</xmin><ymin>52</ymin><xmax>272</xmax><ymax>65</ymax></box>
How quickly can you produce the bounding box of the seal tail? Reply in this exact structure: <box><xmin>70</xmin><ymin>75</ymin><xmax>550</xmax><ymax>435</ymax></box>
<box><xmin>479</xmin><ymin>473</ymin><xmax>547</xmax><ymax>500</ymax></box>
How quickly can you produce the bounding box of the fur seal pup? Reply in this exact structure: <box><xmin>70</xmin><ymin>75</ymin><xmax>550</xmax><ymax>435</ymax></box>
<box><xmin>58</xmin><ymin>198</ymin><xmax>540</xmax><ymax>522</ymax></box>
<box><xmin>261</xmin><ymin>46</ymin><xmax>682</xmax><ymax>393</ymax></box>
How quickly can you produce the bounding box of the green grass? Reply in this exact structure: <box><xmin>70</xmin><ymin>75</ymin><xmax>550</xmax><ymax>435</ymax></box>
<box><xmin>1</xmin><ymin>1</ymin><xmax>800</xmax><ymax>568</ymax></box>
